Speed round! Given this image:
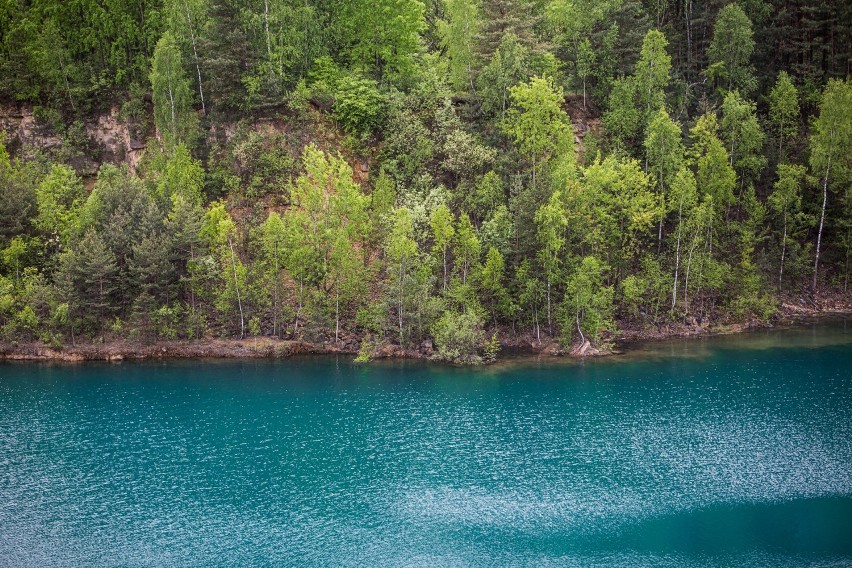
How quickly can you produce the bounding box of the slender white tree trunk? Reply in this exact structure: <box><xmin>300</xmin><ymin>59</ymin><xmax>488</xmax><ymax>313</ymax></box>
<box><xmin>295</xmin><ymin>279</ymin><xmax>303</xmax><ymax>336</ymax></box>
<box><xmin>227</xmin><ymin>235</ymin><xmax>244</xmax><ymax>339</ymax></box>
<box><xmin>546</xmin><ymin>279</ymin><xmax>552</xmax><ymax>337</ymax></box>
<box><xmin>264</xmin><ymin>0</ymin><xmax>272</xmax><ymax>59</ymax></box>
<box><xmin>183</xmin><ymin>0</ymin><xmax>206</xmax><ymax>115</ymax></box>
<box><xmin>534</xmin><ymin>306</ymin><xmax>540</xmax><ymax>344</ymax></box>
<box><xmin>442</xmin><ymin>248</ymin><xmax>447</xmax><ymax>291</ymax></box>
<box><xmin>576</xmin><ymin>311</ymin><xmax>585</xmax><ymax>346</ymax></box>
<box><xmin>779</xmin><ymin>201</ymin><xmax>788</xmax><ymax>292</ymax></box>
<box><xmin>671</xmin><ymin>203</ymin><xmax>684</xmax><ymax>311</ymax></box>
<box><xmin>683</xmin><ymin>229</ymin><xmax>700</xmax><ymax>312</ymax></box>
<box><xmin>167</xmin><ymin>72</ymin><xmax>176</xmax><ymax>145</ymax></box>
<box><xmin>398</xmin><ymin>261</ymin><xmax>405</xmax><ymax>345</ymax></box>
<box><xmin>814</xmin><ymin>156</ymin><xmax>831</xmax><ymax>290</ymax></box>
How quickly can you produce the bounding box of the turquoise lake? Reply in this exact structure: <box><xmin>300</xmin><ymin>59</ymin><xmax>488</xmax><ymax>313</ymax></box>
<box><xmin>1</xmin><ymin>321</ymin><xmax>852</xmax><ymax>566</ymax></box>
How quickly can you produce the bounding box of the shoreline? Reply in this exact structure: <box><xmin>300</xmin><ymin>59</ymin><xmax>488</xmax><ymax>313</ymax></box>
<box><xmin>1</xmin><ymin>303</ymin><xmax>849</xmax><ymax>364</ymax></box>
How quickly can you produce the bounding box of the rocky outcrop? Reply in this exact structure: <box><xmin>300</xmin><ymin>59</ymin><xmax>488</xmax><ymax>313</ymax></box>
<box><xmin>85</xmin><ymin>107</ymin><xmax>148</xmax><ymax>169</ymax></box>
<box><xmin>0</xmin><ymin>103</ymin><xmax>148</xmax><ymax>173</ymax></box>
<box><xmin>0</xmin><ymin>105</ymin><xmax>63</xmax><ymax>150</ymax></box>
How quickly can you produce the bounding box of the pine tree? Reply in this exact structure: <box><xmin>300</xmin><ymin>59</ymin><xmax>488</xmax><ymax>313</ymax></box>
<box><xmin>130</xmin><ymin>231</ymin><xmax>177</xmax><ymax>306</ymax></box>
<box><xmin>74</xmin><ymin>229</ymin><xmax>119</xmax><ymax>337</ymax></box>
<box><xmin>199</xmin><ymin>0</ymin><xmax>252</xmax><ymax>113</ymax></box>
<box><xmin>476</xmin><ymin>0</ymin><xmax>539</xmax><ymax>60</ymax></box>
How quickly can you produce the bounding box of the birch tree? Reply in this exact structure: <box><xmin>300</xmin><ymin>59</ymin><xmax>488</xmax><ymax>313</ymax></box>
<box><xmin>669</xmin><ymin>168</ymin><xmax>697</xmax><ymax>311</ymax></box>
<box><xmin>769</xmin><ymin>72</ymin><xmax>799</xmax><ymax>162</ymax></box>
<box><xmin>809</xmin><ymin>79</ymin><xmax>852</xmax><ymax>290</ymax></box>
<box><xmin>440</xmin><ymin>0</ymin><xmax>481</xmax><ymax>92</ymax></box>
<box><xmin>502</xmin><ymin>75</ymin><xmax>573</xmax><ymax>193</ymax></box>
<box><xmin>767</xmin><ymin>164</ymin><xmax>806</xmax><ymax>291</ymax></box>
<box><xmin>165</xmin><ymin>0</ymin><xmax>209</xmax><ymax>115</ymax></box>
<box><xmin>150</xmin><ymin>31</ymin><xmax>198</xmax><ymax>151</ymax></box>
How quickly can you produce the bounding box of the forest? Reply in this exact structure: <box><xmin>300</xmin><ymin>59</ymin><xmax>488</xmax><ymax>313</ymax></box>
<box><xmin>0</xmin><ymin>0</ymin><xmax>850</xmax><ymax>362</ymax></box>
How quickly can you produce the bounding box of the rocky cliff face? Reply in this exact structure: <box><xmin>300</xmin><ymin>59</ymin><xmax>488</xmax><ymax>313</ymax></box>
<box><xmin>0</xmin><ymin>103</ymin><xmax>148</xmax><ymax>174</ymax></box>
<box><xmin>86</xmin><ymin>108</ymin><xmax>148</xmax><ymax>169</ymax></box>
<box><xmin>0</xmin><ymin>104</ymin><xmax>63</xmax><ymax>150</ymax></box>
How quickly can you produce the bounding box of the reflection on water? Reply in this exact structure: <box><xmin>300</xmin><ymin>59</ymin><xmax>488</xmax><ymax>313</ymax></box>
<box><xmin>0</xmin><ymin>319</ymin><xmax>850</xmax><ymax>566</ymax></box>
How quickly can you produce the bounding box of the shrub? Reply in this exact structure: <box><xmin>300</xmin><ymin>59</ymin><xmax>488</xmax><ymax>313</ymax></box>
<box><xmin>483</xmin><ymin>332</ymin><xmax>500</xmax><ymax>363</ymax></box>
<box><xmin>334</xmin><ymin>75</ymin><xmax>386</xmax><ymax>138</ymax></box>
<box><xmin>153</xmin><ymin>305</ymin><xmax>181</xmax><ymax>340</ymax></box>
<box><xmin>431</xmin><ymin>309</ymin><xmax>484</xmax><ymax>364</ymax></box>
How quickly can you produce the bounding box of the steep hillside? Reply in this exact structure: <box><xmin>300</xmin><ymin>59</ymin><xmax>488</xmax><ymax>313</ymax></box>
<box><xmin>0</xmin><ymin>0</ymin><xmax>850</xmax><ymax>363</ymax></box>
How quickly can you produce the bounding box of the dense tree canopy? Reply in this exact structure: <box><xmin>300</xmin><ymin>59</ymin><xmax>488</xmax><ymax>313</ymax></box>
<box><xmin>0</xmin><ymin>0</ymin><xmax>850</xmax><ymax>362</ymax></box>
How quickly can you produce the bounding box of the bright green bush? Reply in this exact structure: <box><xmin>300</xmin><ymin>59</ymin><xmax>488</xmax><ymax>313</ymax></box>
<box><xmin>431</xmin><ymin>309</ymin><xmax>484</xmax><ymax>364</ymax></box>
<box><xmin>333</xmin><ymin>75</ymin><xmax>386</xmax><ymax>137</ymax></box>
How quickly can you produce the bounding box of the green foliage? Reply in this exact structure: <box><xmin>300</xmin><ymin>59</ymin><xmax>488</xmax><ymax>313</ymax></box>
<box><xmin>1</xmin><ymin>0</ymin><xmax>850</xmax><ymax>356</ymax></box>
<box><xmin>384</xmin><ymin>206</ymin><xmax>424</xmax><ymax>346</ymax></box>
<box><xmin>502</xmin><ymin>75</ymin><xmax>573</xmax><ymax>190</ymax></box>
<box><xmin>483</xmin><ymin>331</ymin><xmax>500</xmax><ymax>362</ymax></box>
<box><xmin>769</xmin><ymin>72</ymin><xmax>800</xmax><ymax>161</ymax></box>
<box><xmin>720</xmin><ymin>91</ymin><xmax>766</xmax><ymax>186</ymax></box>
<box><xmin>689</xmin><ymin>114</ymin><xmax>736</xmax><ymax>212</ymax></box>
<box><xmin>476</xmin><ymin>34</ymin><xmax>530</xmax><ymax>119</ymax></box>
<box><xmin>336</xmin><ymin>0</ymin><xmax>425</xmax><ymax>83</ymax></box>
<box><xmin>61</xmin><ymin>229</ymin><xmax>119</xmax><ymax>336</ymax></box>
<box><xmin>465</xmin><ymin>170</ymin><xmax>503</xmax><ymax>223</ymax></box>
<box><xmin>440</xmin><ymin>0</ymin><xmax>482</xmax><ymax>92</ymax></box>
<box><xmin>430</xmin><ymin>203</ymin><xmax>455</xmax><ymax>290</ymax></box>
<box><xmin>150</xmin><ymin>32</ymin><xmax>198</xmax><ymax>152</ymax></box>
<box><xmin>333</xmin><ymin>75</ymin><xmax>386</xmax><ymax>138</ymax></box>
<box><xmin>439</xmin><ymin>107</ymin><xmax>496</xmax><ymax>189</ymax></box>
<box><xmin>634</xmin><ymin>30</ymin><xmax>671</xmax><ymax>122</ymax></box>
<box><xmin>535</xmin><ymin>189</ymin><xmax>566</xmax><ymax>335</ymax></box>
<box><xmin>480</xmin><ymin>205</ymin><xmax>513</xmax><ymax>257</ymax></box>
<box><xmin>155</xmin><ymin>144</ymin><xmax>205</xmax><ymax>206</ymax></box>
<box><xmin>645</xmin><ymin>107</ymin><xmax>684</xmax><ymax>207</ymax></box>
<box><xmin>603</xmin><ymin>78</ymin><xmax>640</xmax><ymax>147</ymax></box>
<box><xmin>560</xmin><ymin>256</ymin><xmax>614</xmax><ymax>345</ymax></box>
<box><xmin>578</xmin><ymin>156</ymin><xmax>659</xmax><ymax>268</ymax></box>
<box><xmin>808</xmin><ymin>79</ymin><xmax>852</xmax><ymax>289</ymax></box>
<box><xmin>707</xmin><ymin>3</ymin><xmax>756</xmax><ymax>95</ymax></box>
<box><xmin>477</xmin><ymin>246</ymin><xmax>509</xmax><ymax>325</ymax></box>
<box><xmin>431</xmin><ymin>308</ymin><xmax>484</xmax><ymax>363</ymax></box>
<box><xmin>453</xmin><ymin>213</ymin><xmax>481</xmax><ymax>284</ymax></box>
<box><xmin>35</xmin><ymin>164</ymin><xmax>85</xmax><ymax>246</ymax></box>
<box><xmin>153</xmin><ymin>304</ymin><xmax>182</xmax><ymax>340</ymax></box>
<box><xmin>0</xmin><ymin>150</ymin><xmax>37</xmax><ymax>244</ymax></box>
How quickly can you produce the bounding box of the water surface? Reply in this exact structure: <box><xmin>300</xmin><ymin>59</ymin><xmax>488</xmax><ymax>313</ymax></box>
<box><xmin>1</xmin><ymin>321</ymin><xmax>851</xmax><ymax>566</ymax></box>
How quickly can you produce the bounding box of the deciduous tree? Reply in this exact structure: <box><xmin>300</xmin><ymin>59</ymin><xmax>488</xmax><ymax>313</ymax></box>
<box><xmin>502</xmin><ymin>75</ymin><xmax>573</xmax><ymax>192</ymax></box>
<box><xmin>809</xmin><ymin>79</ymin><xmax>852</xmax><ymax>290</ymax></box>
<box><xmin>150</xmin><ymin>31</ymin><xmax>198</xmax><ymax>151</ymax></box>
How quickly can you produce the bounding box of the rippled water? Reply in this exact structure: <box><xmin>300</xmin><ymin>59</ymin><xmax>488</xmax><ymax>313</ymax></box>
<box><xmin>1</xmin><ymin>321</ymin><xmax>851</xmax><ymax>566</ymax></box>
